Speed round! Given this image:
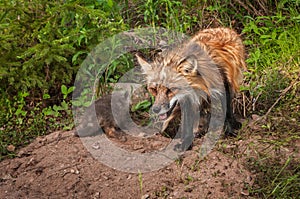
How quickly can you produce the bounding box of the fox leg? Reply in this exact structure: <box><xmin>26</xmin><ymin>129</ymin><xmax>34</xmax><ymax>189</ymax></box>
<box><xmin>175</xmin><ymin>96</ymin><xmax>197</xmax><ymax>151</ymax></box>
<box><xmin>194</xmin><ymin>99</ymin><xmax>211</xmax><ymax>138</ymax></box>
<box><xmin>223</xmin><ymin>81</ymin><xmax>242</xmax><ymax>136</ymax></box>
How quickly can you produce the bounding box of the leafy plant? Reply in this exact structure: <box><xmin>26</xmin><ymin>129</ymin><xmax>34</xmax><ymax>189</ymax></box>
<box><xmin>0</xmin><ymin>0</ymin><xmax>127</xmax><ymax>96</ymax></box>
<box><xmin>0</xmin><ymin>0</ymin><xmax>128</xmax><ymax>159</ymax></box>
<box><xmin>0</xmin><ymin>84</ymin><xmax>75</xmax><ymax>159</ymax></box>
<box><xmin>242</xmin><ymin>6</ymin><xmax>300</xmax><ymax>114</ymax></box>
<box><xmin>136</xmin><ymin>0</ymin><xmax>200</xmax><ymax>33</ymax></box>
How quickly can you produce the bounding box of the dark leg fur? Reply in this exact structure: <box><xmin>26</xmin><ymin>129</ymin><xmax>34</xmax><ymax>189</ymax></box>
<box><xmin>223</xmin><ymin>80</ymin><xmax>242</xmax><ymax>136</ymax></box>
<box><xmin>193</xmin><ymin>72</ymin><xmax>241</xmax><ymax>137</ymax></box>
<box><xmin>195</xmin><ymin>99</ymin><xmax>211</xmax><ymax>138</ymax></box>
<box><xmin>174</xmin><ymin>96</ymin><xmax>196</xmax><ymax>151</ymax></box>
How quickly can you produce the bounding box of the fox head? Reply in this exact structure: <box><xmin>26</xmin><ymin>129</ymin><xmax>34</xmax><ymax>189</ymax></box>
<box><xmin>136</xmin><ymin>53</ymin><xmax>192</xmax><ymax>131</ymax></box>
<box><xmin>136</xmin><ymin>42</ymin><xmax>224</xmax><ymax>132</ymax></box>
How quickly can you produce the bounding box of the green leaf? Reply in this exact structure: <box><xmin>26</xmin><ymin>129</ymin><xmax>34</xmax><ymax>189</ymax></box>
<box><xmin>131</xmin><ymin>100</ymin><xmax>152</xmax><ymax>112</ymax></box>
<box><xmin>15</xmin><ymin>109</ymin><xmax>27</xmax><ymax>117</ymax></box>
<box><xmin>61</xmin><ymin>85</ymin><xmax>68</xmax><ymax>95</ymax></box>
<box><xmin>107</xmin><ymin>0</ymin><xmax>114</xmax><ymax>8</ymax></box>
<box><xmin>21</xmin><ymin>92</ymin><xmax>29</xmax><ymax>98</ymax></box>
<box><xmin>71</xmin><ymin>100</ymin><xmax>82</xmax><ymax>107</ymax></box>
<box><xmin>60</xmin><ymin>101</ymin><xmax>69</xmax><ymax>110</ymax></box>
<box><xmin>43</xmin><ymin>94</ymin><xmax>51</xmax><ymax>99</ymax></box>
<box><xmin>72</xmin><ymin>51</ymin><xmax>88</xmax><ymax>64</ymax></box>
<box><xmin>53</xmin><ymin>104</ymin><xmax>64</xmax><ymax>112</ymax></box>
<box><xmin>67</xmin><ymin>86</ymin><xmax>75</xmax><ymax>94</ymax></box>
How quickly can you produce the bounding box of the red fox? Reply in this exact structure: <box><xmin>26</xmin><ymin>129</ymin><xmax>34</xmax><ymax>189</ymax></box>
<box><xmin>136</xmin><ymin>28</ymin><xmax>246</xmax><ymax>139</ymax></box>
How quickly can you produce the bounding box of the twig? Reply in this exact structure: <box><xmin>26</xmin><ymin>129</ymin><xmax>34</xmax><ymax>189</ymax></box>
<box><xmin>256</xmin><ymin>74</ymin><xmax>300</xmax><ymax>122</ymax></box>
<box><xmin>233</xmin><ymin>0</ymin><xmax>261</xmax><ymax>16</ymax></box>
<box><xmin>255</xmin><ymin>0</ymin><xmax>268</xmax><ymax>15</ymax></box>
<box><xmin>242</xmin><ymin>92</ymin><xmax>246</xmax><ymax>118</ymax></box>
<box><xmin>249</xmin><ymin>50</ymin><xmax>300</xmax><ymax>123</ymax></box>
<box><xmin>252</xmin><ymin>90</ymin><xmax>262</xmax><ymax>112</ymax></box>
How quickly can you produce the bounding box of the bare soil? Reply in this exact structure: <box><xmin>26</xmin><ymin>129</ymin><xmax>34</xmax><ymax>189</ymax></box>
<box><xmin>0</xmin><ymin>126</ymin><xmax>298</xmax><ymax>199</ymax></box>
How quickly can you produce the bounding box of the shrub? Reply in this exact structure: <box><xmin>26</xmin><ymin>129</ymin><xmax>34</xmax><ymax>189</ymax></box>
<box><xmin>0</xmin><ymin>0</ymin><xmax>127</xmax><ymax>98</ymax></box>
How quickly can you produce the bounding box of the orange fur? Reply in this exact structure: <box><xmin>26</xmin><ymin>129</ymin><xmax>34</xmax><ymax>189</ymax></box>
<box><xmin>191</xmin><ymin>28</ymin><xmax>246</xmax><ymax>93</ymax></box>
<box><xmin>136</xmin><ymin>27</ymin><xmax>247</xmax><ymax>135</ymax></box>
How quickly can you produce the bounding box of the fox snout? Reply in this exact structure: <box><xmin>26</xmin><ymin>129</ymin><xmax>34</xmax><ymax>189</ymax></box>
<box><xmin>152</xmin><ymin>103</ymin><xmax>170</xmax><ymax>119</ymax></box>
<box><xmin>152</xmin><ymin>105</ymin><xmax>162</xmax><ymax>114</ymax></box>
<box><xmin>152</xmin><ymin>97</ymin><xmax>179</xmax><ymax>121</ymax></box>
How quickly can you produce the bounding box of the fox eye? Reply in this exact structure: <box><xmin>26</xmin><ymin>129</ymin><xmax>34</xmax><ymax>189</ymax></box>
<box><xmin>148</xmin><ymin>87</ymin><xmax>157</xmax><ymax>96</ymax></box>
<box><xmin>166</xmin><ymin>88</ymin><xmax>174</xmax><ymax>97</ymax></box>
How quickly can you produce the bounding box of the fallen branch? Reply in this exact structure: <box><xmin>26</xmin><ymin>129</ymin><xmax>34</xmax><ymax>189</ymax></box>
<box><xmin>254</xmin><ymin>73</ymin><xmax>300</xmax><ymax>123</ymax></box>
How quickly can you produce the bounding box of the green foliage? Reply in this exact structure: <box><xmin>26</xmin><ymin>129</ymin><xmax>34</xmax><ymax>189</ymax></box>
<box><xmin>0</xmin><ymin>85</ymin><xmax>75</xmax><ymax>159</ymax></box>
<box><xmin>0</xmin><ymin>0</ymin><xmax>127</xmax><ymax>158</ymax></box>
<box><xmin>0</xmin><ymin>0</ymin><xmax>127</xmax><ymax>94</ymax></box>
<box><xmin>61</xmin><ymin>85</ymin><xmax>75</xmax><ymax>99</ymax></box>
<box><xmin>96</xmin><ymin>54</ymin><xmax>135</xmax><ymax>96</ymax></box>
<box><xmin>239</xmin><ymin>4</ymin><xmax>300</xmax><ymax>197</ymax></box>
<box><xmin>131</xmin><ymin>100</ymin><xmax>152</xmax><ymax>112</ymax></box>
<box><xmin>242</xmin><ymin>6</ymin><xmax>300</xmax><ymax>113</ymax></box>
<box><xmin>247</xmin><ymin>155</ymin><xmax>300</xmax><ymax>198</ymax></box>
<box><xmin>142</xmin><ymin>0</ymin><xmax>196</xmax><ymax>32</ymax></box>
<box><xmin>127</xmin><ymin>0</ymin><xmax>201</xmax><ymax>33</ymax></box>
<box><xmin>126</xmin><ymin>0</ymin><xmax>278</xmax><ymax>32</ymax></box>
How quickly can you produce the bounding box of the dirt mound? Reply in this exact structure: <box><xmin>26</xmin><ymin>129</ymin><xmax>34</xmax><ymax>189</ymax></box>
<box><xmin>0</xmin><ymin>130</ymin><xmax>255</xmax><ymax>198</ymax></box>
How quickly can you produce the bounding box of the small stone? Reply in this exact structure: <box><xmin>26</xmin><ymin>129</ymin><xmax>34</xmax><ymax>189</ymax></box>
<box><xmin>141</xmin><ymin>194</ymin><xmax>150</xmax><ymax>199</ymax></box>
<box><xmin>7</xmin><ymin>144</ymin><xmax>15</xmax><ymax>152</ymax></box>
<box><xmin>1</xmin><ymin>174</ymin><xmax>13</xmax><ymax>180</ymax></box>
<box><xmin>184</xmin><ymin>186</ymin><xmax>193</xmax><ymax>192</ymax></box>
<box><xmin>241</xmin><ymin>190</ymin><xmax>249</xmax><ymax>196</ymax></box>
<box><xmin>138</xmin><ymin>133</ymin><xmax>146</xmax><ymax>137</ymax></box>
<box><xmin>92</xmin><ymin>142</ymin><xmax>101</xmax><ymax>150</ymax></box>
<box><xmin>251</xmin><ymin>114</ymin><xmax>260</xmax><ymax>120</ymax></box>
<box><xmin>92</xmin><ymin>192</ymin><xmax>101</xmax><ymax>199</ymax></box>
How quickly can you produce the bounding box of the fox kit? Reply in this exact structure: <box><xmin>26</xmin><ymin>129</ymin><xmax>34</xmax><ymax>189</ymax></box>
<box><xmin>136</xmin><ymin>28</ymin><xmax>246</xmax><ymax>139</ymax></box>
<box><xmin>75</xmin><ymin>92</ymin><xmax>129</xmax><ymax>139</ymax></box>
<box><xmin>75</xmin><ymin>86</ymin><xmax>151</xmax><ymax>139</ymax></box>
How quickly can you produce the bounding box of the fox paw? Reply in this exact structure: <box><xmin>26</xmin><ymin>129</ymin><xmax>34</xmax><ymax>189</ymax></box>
<box><xmin>174</xmin><ymin>141</ymin><xmax>193</xmax><ymax>152</ymax></box>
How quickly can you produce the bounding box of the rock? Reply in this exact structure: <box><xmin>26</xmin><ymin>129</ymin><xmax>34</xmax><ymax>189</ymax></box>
<box><xmin>6</xmin><ymin>144</ymin><xmax>15</xmax><ymax>152</ymax></box>
<box><xmin>141</xmin><ymin>194</ymin><xmax>150</xmax><ymax>199</ymax></box>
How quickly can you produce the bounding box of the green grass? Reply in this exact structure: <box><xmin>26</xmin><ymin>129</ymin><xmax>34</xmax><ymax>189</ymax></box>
<box><xmin>242</xmin><ymin>9</ymin><xmax>300</xmax><ymax>112</ymax></box>
<box><xmin>239</xmin><ymin>6</ymin><xmax>300</xmax><ymax>198</ymax></box>
<box><xmin>246</xmin><ymin>148</ymin><xmax>300</xmax><ymax>198</ymax></box>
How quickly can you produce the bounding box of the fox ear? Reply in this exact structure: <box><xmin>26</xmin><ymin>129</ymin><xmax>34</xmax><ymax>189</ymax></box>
<box><xmin>179</xmin><ymin>55</ymin><xmax>199</xmax><ymax>76</ymax></box>
<box><xmin>136</xmin><ymin>54</ymin><xmax>152</xmax><ymax>74</ymax></box>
